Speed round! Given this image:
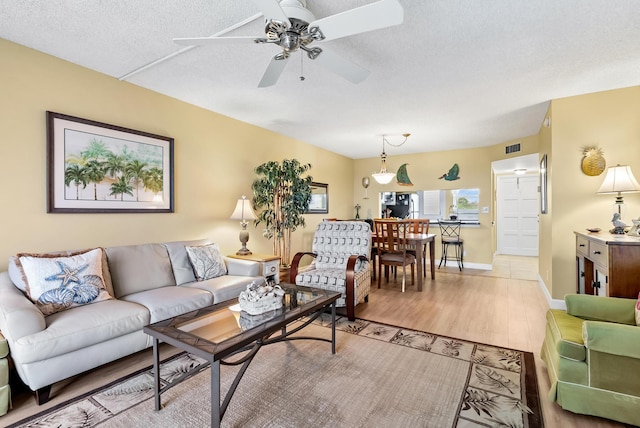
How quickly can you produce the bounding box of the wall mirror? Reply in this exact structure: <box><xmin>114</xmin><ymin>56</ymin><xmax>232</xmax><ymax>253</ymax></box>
<box><xmin>307</xmin><ymin>182</ymin><xmax>328</xmax><ymax>214</ymax></box>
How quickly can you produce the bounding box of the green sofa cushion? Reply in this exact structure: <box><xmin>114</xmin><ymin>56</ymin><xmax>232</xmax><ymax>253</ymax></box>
<box><xmin>0</xmin><ymin>331</ymin><xmax>7</xmax><ymax>359</ymax></box>
<box><xmin>566</xmin><ymin>294</ymin><xmax>636</xmax><ymax>325</ymax></box>
<box><xmin>583</xmin><ymin>321</ymin><xmax>640</xmax><ymax>359</ymax></box>
<box><xmin>546</xmin><ymin>309</ymin><xmax>586</xmax><ymax>361</ymax></box>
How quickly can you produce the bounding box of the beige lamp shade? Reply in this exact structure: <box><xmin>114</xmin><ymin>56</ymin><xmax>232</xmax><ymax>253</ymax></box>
<box><xmin>597</xmin><ymin>165</ymin><xmax>640</xmax><ymax>194</ymax></box>
<box><xmin>230</xmin><ymin>196</ymin><xmax>257</xmax><ymax>255</ymax></box>
<box><xmin>230</xmin><ymin>196</ymin><xmax>257</xmax><ymax>222</ymax></box>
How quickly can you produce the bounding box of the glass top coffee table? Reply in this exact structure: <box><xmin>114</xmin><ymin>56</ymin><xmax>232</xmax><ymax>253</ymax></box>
<box><xmin>143</xmin><ymin>283</ymin><xmax>341</xmax><ymax>428</ymax></box>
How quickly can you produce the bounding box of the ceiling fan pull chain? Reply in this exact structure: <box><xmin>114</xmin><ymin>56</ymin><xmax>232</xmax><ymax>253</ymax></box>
<box><xmin>300</xmin><ymin>53</ymin><xmax>305</xmax><ymax>81</ymax></box>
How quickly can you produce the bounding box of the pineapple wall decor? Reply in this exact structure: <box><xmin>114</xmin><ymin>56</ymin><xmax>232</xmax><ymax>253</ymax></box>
<box><xmin>581</xmin><ymin>146</ymin><xmax>606</xmax><ymax>176</ymax></box>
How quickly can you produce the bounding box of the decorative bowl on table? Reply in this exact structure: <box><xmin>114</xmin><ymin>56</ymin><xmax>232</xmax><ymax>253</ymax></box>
<box><xmin>238</xmin><ymin>279</ymin><xmax>285</xmax><ymax>315</ymax></box>
<box><xmin>586</xmin><ymin>228</ymin><xmax>601</xmax><ymax>233</ymax></box>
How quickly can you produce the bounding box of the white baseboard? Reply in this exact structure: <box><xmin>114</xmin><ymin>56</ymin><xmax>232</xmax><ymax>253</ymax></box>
<box><xmin>537</xmin><ymin>275</ymin><xmax>566</xmax><ymax>310</ymax></box>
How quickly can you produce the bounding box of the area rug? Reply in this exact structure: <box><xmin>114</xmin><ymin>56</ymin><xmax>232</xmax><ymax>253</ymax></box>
<box><xmin>9</xmin><ymin>316</ymin><xmax>543</xmax><ymax>428</ymax></box>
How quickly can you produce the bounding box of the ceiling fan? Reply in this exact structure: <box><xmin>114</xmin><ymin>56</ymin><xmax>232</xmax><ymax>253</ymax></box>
<box><xmin>173</xmin><ymin>0</ymin><xmax>404</xmax><ymax>87</ymax></box>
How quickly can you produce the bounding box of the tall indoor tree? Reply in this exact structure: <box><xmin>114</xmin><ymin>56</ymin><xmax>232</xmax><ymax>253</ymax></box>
<box><xmin>252</xmin><ymin>159</ymin><xmax>312</xmax><ymax>267</ymax></box>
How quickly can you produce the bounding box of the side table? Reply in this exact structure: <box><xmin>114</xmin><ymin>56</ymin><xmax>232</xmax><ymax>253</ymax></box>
<box><xmin>227</xmin><ymin>254</ymin><xmax>281</xmax><ymax>284</ymax></box>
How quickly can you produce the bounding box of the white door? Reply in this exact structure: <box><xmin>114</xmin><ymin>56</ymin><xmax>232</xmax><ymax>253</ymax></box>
<box><xmin>497</xmin><ymin>175</ymin><xmax>539</xmax><ymax>256</ymax></box>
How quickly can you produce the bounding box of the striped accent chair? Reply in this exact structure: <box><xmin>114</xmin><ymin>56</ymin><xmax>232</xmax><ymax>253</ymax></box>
<box><xmin>290</xmin><ymin>221</ymin><xmax>371</xmax><ymax>321</ymax></box>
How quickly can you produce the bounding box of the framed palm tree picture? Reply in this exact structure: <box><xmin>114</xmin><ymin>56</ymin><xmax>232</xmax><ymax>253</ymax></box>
<box><xmin>46</xmin><ymin>111</ymin><xmax>174</xmax><ymax>213</ymax></box>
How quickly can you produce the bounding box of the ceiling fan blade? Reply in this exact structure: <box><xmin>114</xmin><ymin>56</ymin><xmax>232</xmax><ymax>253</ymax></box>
<box><xmin>313</xmin><ymin>49</ymin><xmax>370</xmax><ymax>84</ymax></box>
<box><xmin>252</xmin><ymin>0</ymin><xmax>291</xmax><ymax>25</ymax></box>
<box><xmin>173</xmin><ymin>36</ymin><xmax>260</xmax><ymax>46</ymax></box>
<box><xmin>258</xmin><ymin>55</ymin><xmax>290</xmax><ymax>87</ymax></box>
<box><xmin>310</xmin><ymin>0</ymin><xmax>404</xmax><ymax>42</ymax></box>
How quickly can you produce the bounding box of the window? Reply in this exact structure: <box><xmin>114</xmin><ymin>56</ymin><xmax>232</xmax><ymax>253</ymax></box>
<box><xmin>451</xmin><ymin>188</ymin><xmax>479</xmax><ymax>221</ymax></box>
<box><xmin>421</xmin><ymin>190</ymin><xmax>444</xmax><ymax>221</ymax></box>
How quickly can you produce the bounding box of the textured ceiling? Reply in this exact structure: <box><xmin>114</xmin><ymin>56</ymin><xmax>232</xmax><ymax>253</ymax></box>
<box><xmin>2</xmin><ymin>1</ymin><xmax>640</xmax><ymax>159</ymax></box>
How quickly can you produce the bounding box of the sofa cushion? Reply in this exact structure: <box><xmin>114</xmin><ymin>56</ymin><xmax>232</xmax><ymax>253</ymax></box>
<box><xmin>183</xmin><ymin>275</ymin><xmax>258</xmax><ymax>304</ymax></box>
<box><xmin>164</xmin><ymin>239</ymin><xmax>211</xmax><ymax>285</ymax></box>
<box><xmin>546</xmin><ymin>309</ymin><xmax>586</xmax><ymax>362</ymax></box>
<box><xmin>105</xmin><ymin>243</ymin><xmax>176</xmax><ymax>298</ymax></box>
<box><xmin>121</xmin><ymin>286</ymin><xmax>212</xmax><ymax>323</ymax></box>
<box><xmin>18</xmin><ymin>248</ymin><xmax>112</xmax><ymax>316</ymax></box>
<box><xmin>186</xmin><ymin>243</ymin><xmax>227</xmax><ymax>280</ymax></box>
<box><xmin>9</xmin><ymin>299</ymin><xmax>149</xmax><ymax>364</ymax></box>
<box><xmin>10</xmin><ymin>248</ymin><xmax>115</xmax><ymax>297</ymax></box>
<box><xmin>0</xmin><ymin>332</ymin><xmax>7</xmax><ymax>359</ymax></box>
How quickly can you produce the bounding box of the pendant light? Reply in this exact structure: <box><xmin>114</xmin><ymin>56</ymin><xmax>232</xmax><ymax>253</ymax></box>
<box><xmin>372</xmin><ymin>134</ymin><xmax>410</xmax><ymax>184</ymax></box>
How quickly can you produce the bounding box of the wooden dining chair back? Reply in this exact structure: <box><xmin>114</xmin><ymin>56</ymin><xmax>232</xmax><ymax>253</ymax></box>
<box><xmin>406</xmin><ymin>218</ymin><xmax>430</xmax><ymax>234</ymax></box>
<box><xmin>374</xmin><ymin>219</ymin><xmax>416</xmax><ymax>292</ymax></box>
<box><xmin>370</xmin><ymin>218</ymin><xmax>388</xmax><ymax>281</ymax></box>
<box><xmin>405</xmin><ymin>219</ymin><xmax>430</xmax><ymax>276</ymax></box>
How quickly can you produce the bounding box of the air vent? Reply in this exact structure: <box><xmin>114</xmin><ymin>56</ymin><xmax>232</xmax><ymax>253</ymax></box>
<box><xmin>505</xmin><ymin>143</ymin><xmax>521</xmax><ymax>154</ymax></box>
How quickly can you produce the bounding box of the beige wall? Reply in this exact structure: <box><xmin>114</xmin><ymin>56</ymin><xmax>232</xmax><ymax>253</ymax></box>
<box><xmin>0</xmin><ymin>39</ymin><xmax>354</xmax><ymax>270</ymax></box>
<box><xmin>7</xmin><ymin>37</ymin><xmax>636</xmax><ymax>293</ymax></box>
<box><xmin>547</xmin><ymin>86</ymin><xmax>640</xmax><ymax>299</ymax></box>
<box><xmin>354</xmin><ymin>136</ymin><xmax>539</xmax><ymax>265</ymax></box>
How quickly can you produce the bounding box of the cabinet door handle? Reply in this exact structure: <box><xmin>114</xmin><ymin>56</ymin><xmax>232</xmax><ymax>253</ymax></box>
<box><xmin>593</xmin><ymin>251</ymin><xmax>601</xmax><ymax>255</ymax></box>
<box><xmin>579</xmin><ymin>244</ymin><xmax>585</xmax><ymax>247</ymax></box>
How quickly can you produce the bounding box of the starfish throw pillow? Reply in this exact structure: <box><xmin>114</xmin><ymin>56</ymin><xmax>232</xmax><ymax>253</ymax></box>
<box><xmin>18</xmin><ymin>248</ymin><xmax>112</xmax><ymax>316</ymax></box>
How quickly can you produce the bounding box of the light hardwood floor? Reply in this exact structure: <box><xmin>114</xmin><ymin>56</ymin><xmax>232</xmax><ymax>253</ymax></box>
<box><xmin>2</xmin><ymin>255</ymin><xmax>627</xmax><ymax>427</ymax></box>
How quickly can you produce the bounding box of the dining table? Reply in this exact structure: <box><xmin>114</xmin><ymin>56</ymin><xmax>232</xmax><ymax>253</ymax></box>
<box><xmin>372</xmin><ymin>232</ymin><xmax>436</xmax><ymax>291</ymax></box>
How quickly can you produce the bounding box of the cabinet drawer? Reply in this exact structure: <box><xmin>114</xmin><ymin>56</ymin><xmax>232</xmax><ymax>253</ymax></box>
<box><xmin>576</xmin><ymin>236</ymin><xmax>589</xmax><ymax>256</ymax></box>
<box><xmin>589</xmin><ymin>241</ymin><xmax>608</xmax><ymax>268</ymax></box>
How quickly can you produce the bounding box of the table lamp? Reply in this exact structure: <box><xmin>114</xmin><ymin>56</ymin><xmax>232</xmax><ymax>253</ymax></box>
<box><xmin>230</xmin><ymin>195</ymin><xmax>257</xmax><ymax>255</ymax></box>
<box><xmin>597</xmin><ymin>164</ymin><xmax>640</xmax><ymax>234</ymax></box>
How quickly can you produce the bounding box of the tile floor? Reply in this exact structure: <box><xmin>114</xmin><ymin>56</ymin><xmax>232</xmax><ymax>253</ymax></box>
<box><xmin>437</xmin><ymin>254</ymin><xmax>539</xmax><ymax>281</ymax></box>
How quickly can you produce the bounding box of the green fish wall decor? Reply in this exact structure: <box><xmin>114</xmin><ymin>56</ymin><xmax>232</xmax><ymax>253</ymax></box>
<box><xmin>396</xmin><ymin>163</ymin><xmax>413</xmax><ymax>186</ymax></box>
<box><xmin>439</xmin><ymin>163</ymin><xmax>460</xmax><ymax>181</ymax></box>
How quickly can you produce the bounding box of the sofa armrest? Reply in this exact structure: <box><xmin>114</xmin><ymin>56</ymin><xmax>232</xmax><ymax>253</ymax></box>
<box><xmin>223</xmin><ymin>257</ymin><xmax>260</xmax><ymax>277</ymax></box>
<box><xmin>0</xmin><ymin>272</ymin><xmax>46</xmax><ymax>342</ymax></box>
<box><xmin>565</xmin><ymin>294</ymin><xmax>636</xmax><ymax>325</ymax></box>
<box><xmin>583</xmin><ymin>320</ymin><xmax>640</xmax><ymax>359</ymax></box>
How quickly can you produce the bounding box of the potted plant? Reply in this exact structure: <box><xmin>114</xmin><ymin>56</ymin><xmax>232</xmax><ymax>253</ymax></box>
<box><xmin>252</xmin><ymin>159</ymin><xmax>312</xmax><ymax>267</ymax></box>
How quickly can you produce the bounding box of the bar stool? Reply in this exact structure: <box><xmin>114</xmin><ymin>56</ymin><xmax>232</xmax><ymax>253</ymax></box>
<box><xmin>438</xmin><ymin>220</ymin><xmax>463</xmax><ymax>271</ymax></box>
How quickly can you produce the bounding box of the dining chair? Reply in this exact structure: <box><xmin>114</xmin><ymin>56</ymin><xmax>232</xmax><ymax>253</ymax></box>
<box><xmin>370</xmin><ymin>218</ymin><xmax>386</xmax><ymax>280</ymax></box>
<box><xmin>374</xmin><ymin>219</ymin><xmax>415</xmax><ymax>292</ymax></box>
<box><xmin>405</xmin><ymin>219</ymin><xmax>430</xmax><ymax>276</ymax></box>
<box><xmin>438</xmin><ymin>220</ymin><xmax>464</xmax><ymax>271</ymax></box>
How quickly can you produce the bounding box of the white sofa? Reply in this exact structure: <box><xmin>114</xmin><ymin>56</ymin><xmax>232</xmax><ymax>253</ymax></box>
<box><xmin>0</xmin><ymin>238</ymin><xmax>262</xmax><ymax>404</ymax></box>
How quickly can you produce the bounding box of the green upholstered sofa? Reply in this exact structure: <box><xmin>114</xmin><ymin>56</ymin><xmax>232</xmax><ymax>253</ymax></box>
<box><xmin>541</xmin><ymin>294</ymin><xmax>640</xmax><ymax>426</ymax></box>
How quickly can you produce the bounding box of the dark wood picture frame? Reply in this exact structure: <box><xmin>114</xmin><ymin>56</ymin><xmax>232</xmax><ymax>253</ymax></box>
<box><xmin>47</xmin><ymin>111</ymin><xmax>174</xmax><ymax>213</ymax></box>
<box><xmin>306</xmin><ymin>182</ymin><xmax>329</xmax><ymax>214</ymax></box>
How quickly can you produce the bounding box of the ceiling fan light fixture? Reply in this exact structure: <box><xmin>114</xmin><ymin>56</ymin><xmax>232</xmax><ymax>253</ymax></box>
<box><xmin>278</xmin><ymin>0</ymin><xmax>315</xmax><ymax>24</ymax></box>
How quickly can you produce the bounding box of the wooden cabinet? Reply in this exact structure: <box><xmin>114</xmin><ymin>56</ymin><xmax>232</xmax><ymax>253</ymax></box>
<box><xmin>575</xmin><ymin>231</ymin><xmax>640</xmax><ymax>298</ymax></box>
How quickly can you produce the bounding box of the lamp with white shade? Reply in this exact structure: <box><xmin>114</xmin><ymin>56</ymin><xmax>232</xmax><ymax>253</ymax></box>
<box><xmin>230</xmin><ymin>195</ymin><xmax>257</xmax><ymax>255</ymax></box>
<box><xmin>597</xmin><ymin>164</ymin><xmax>640</xmax><ymax>233</ymax></box>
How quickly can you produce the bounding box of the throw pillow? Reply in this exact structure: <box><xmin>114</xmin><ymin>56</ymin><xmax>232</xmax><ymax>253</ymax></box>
<box><xmin>185</xmin><ymin>243</ymin><xmax>227</xmax><ymax>281</ymax></box>
<box><xmin>18</xmin><ymin>248</ymin><xmax>112</xmax><ymax>316</ymax></box>
<box><xmin>636</xmin><ymin>292</ymin><xmax>640</xmax><ymax>326</ymax></box>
